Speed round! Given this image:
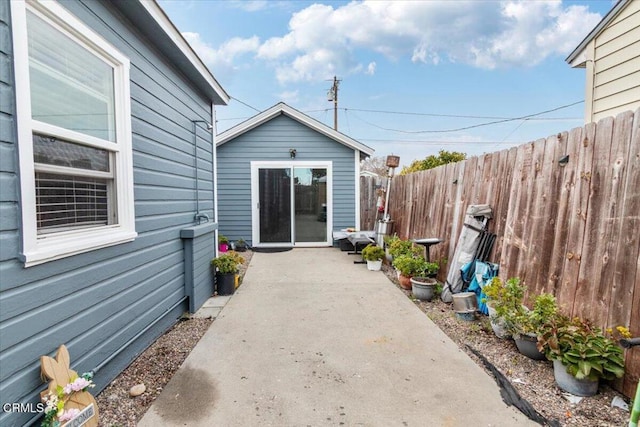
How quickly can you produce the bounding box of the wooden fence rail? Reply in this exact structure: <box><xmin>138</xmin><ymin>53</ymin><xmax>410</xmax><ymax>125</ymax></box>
<box><xmin>360</xmin><ymin>109</ymin><xmax>639</xmax><ymax>397</ymax></box>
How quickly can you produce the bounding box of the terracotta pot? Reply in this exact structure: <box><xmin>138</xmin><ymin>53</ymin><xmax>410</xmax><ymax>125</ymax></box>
<box><xmin>398</xmin><ymin>274</ymin><xmax>412</xmax><ymax>289</ymax></box>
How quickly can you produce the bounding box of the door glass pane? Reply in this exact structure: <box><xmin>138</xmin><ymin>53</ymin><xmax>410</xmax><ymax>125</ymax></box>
<box><xmin>27</xmin><ymin>10</ymin><xmax>116</xmax><ymax>142</ymax></box>
<box><xmin>294</xmin><ymin>168</ymin><xmax>327</xmax><ymax>243</ymax></box>
<box><xmin>259</xmin><ymin>168</ymin><xmax>291</xmax><ymax>243</ymax></box>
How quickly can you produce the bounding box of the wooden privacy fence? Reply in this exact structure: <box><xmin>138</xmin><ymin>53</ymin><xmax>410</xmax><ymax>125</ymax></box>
<box><xmin>360</xmin><ymin>109</ymin><xmax>639</xmax><ymax>397</ymax></box>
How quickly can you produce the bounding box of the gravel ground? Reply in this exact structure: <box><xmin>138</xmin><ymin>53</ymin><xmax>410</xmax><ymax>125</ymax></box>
<box><xmin>96</xmin><ymin>250</ymin><xmax>629</xmax><ymax>426</ymax></box>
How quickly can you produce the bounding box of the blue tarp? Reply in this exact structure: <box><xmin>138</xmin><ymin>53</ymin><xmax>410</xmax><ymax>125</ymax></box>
<box><xmin>465</xmin><ymin>261</ymin><xmax>499</xmax><ymax>315</ymax></box>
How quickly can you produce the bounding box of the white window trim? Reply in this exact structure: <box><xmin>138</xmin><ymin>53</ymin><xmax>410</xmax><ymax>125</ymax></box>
<box><xmin>11</xmin><ymin>0</ymin><xmax>136</xmax><ymax>267</ymax></box>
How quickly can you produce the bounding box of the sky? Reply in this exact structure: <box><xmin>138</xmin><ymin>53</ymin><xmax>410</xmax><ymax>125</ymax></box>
<box><xmin>158</xmin><ymin>0</ymin><xmax>616</xmax><ymax>168</ymax></box>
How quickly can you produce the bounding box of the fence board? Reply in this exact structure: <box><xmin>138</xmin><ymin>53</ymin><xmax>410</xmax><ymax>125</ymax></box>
<box><xmin>590</xmin><ymin>111</ymin><xmax>634</xmax><ymax>327</ymax></box>
<box><xmin>548</xmin><ymin>129</ymin><xmax>581</xmax><ymax>296</ymax></box>
<box><xmin>559</xmin><ymin>123</ymin><xmax>596</xmax><ymax>313</ymax></box>
<box><xmin>519</xmin><ymin>137</ymin><xmax>552</xmax><ymax>301</ymax></box>
<box><xmin>574</xmin><ymin>116</ymin><xmax>615</xmax><ymax>322</ymax></box>
<box><xmin>493</xmin><ymin>148</ymin><xmax>517</xmax><ymax>265</ymax></box>
<box><xmin>535</xmin><ymin>133</ymin><xmax>565</xmax><ymax>296</ymax></box>
<box><xmin>609</xmin><ymin>110</ymin><xmax>640</xmax><ymax>398</ymax></box>
<box><xmin>502</xmin><ymin>142</ymin><xmax>534</xmax><ymax>281</ymax></box>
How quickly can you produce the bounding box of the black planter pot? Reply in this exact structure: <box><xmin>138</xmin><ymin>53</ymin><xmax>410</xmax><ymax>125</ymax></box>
<box><xmin>216</xmin><ymin>272</ymin><xmax>236</xmax><ymax>295</ymax></box>
<box><xmin>514</xmin><ymin>334</ymin><xmax>546</xmax><ymax>360</ymax></box>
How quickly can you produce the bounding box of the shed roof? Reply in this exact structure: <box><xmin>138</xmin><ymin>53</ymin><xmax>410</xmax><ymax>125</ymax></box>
<box><xmin>217</xmin><ymin>102</ymin><xmax>374</xmax><ymax>156</ymax></box>
<box><xmin>111</xmin><ymin>0</ymin><xmax>229</xmax><ymax>105</ymax></box>
<box><xmin>566</xmin><ymin>0</ymin><xmax>631</xmax><ymax>67</ymax></box>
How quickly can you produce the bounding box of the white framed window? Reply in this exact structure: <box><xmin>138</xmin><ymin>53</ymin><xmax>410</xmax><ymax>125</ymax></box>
<box><xmin>11</xmin><ymin>0</ymin><xmax>136</xmax><ymax>267</ymax></box>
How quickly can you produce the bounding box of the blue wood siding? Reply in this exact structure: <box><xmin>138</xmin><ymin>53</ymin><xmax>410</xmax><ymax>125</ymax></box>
<box><xmin>0</xmin><ymin>2</ymin><xmax>216</xmax><ymax>425</ymax></box>
<box><xmin>217</xmin><ymin>114</ymin><xmax>356</xmax><ymax>245</ymax></box>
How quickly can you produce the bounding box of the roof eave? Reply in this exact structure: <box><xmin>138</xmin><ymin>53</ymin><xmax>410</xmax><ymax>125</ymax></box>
<box><xmin>565</xmin><ymin>0</ymin><xmax>630</xmax><ymax>65</ymax></box>
<box><xmin>217</xmin><ymin>102</ymin><xmax>375</xmax><ymax>156</ymax></box>
<box><xmin>110</xmin><ymin>0</ymin><xmax>229</xmax><ymax>105</ymax></box>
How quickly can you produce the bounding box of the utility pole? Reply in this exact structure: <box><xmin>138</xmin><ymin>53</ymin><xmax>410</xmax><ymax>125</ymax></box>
<box><xmin>327</xmin><ymin>76</ymin><xmax>340</xmax><ymax>130</ymax></box>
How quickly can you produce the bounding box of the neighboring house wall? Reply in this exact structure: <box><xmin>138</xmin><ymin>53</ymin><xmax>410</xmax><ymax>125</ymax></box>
<box><xmin>0</xmin><ymin>2</ymin><xmax>218</xmax><ymax>425</ymax></box>
<box><xmin>580</xmin><ymin>0</ymin><xmax>640</xmax><ymax>122</ymax></box>
<box><xmin>217</xmin><ymin>114</ymin><xmax>357</xmax><ymax>245</ymax></box>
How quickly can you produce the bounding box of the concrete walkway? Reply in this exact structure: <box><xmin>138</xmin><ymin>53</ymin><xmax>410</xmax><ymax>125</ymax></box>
<box><xmin>138</xmin><ymin>248</ymin><xmax>537</xmax><ymax>427</ymax></box>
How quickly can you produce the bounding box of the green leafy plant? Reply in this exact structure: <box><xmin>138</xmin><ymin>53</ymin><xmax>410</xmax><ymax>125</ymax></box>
<box><xmin>392</xmin><ymin>254</ymin><xmax>429</xmax><ymax>277</ymax></box>
<box><xmin>361</xmin><ymin>244</ymin><xmax>385</xmax><ymax>261</ymax></box>
<box><xmin>537</xmin><ymin>316</ymin><xmax>625</xmax><ymax>381</ymax></box>
<box><xmin>481</xmin><ymin>276</ymin><xmax>525</xmax><ymax>337</ymax></box>
<box><xmin>482</xmin><ymin>277</ymin><xmax>524</xmax><ymax>318</ymax></box>
<box><xmin>383</xmin><ymin>234</ymin><xmax>400</xmax><ymax>248</ymax></box>
<box><xmin>387</xmin><ymin>238</ymin><xmax>422</xmax><ymax>259</ymax></box>
<box><xmin>218</xmin><ymin>234</ymin><xmax>229</xmax><ymax>244</ymax></box>
<box><xmin>420</xmin><ymin>261</ymin><xmax>439</xmax><ymax>278</ymax></box>
<box><xmin>507</xmin><ymin>293</ymin><xmax>559</xmax><ymax>339</ymax></box>
<box><xmin>211</xmin><ymin>251</ymin><xmax>244</xmax><ymax>274</ymax></box>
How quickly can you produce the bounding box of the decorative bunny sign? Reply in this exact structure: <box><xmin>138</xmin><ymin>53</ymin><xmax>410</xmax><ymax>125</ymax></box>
<box><xmin>40</xmin><ymin>345</ymin><xmax>98</xmax><ymax>427</ymax></box>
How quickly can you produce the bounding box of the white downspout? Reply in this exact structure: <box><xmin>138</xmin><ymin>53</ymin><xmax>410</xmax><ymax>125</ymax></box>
<box><xmin>212</xmin><ymin>104</ymin><xmax>219</xmax><ymax>257</ymax></box>
<box><xmin>354</xmin><ymin>150</ymin><xmax>361</xmax><ymax>230</ymax></box>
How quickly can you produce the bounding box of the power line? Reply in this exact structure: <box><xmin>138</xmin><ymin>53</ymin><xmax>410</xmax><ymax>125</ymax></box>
<box><xmin>347</xmin><ymin>100</ymin><xmax>584</xmax><ymax>133</ymax></box>
<box><xmin>358</xmin><ymin>138</ymin><xmax>525</xmax><ymax>145</ymax></box>
<box><xmin>230</xmin><ymin>96</ymin><xmax>261</xmax><ymax>113</ymax></box>
<box><xmin>307</xmin><ymin>107</ymin><xmax>581</xmax><ymax>121</ymax></box>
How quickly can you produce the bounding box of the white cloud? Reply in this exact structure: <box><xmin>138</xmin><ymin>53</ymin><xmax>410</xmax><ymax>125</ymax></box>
<box><xmin>251</xmin><ymin>0</ymin><xmax>601</xmax><ymax>82</ymax></box>
<box><xmin>278</xmin><ymin>90</ymin><xmax>299</xmax><ymax>103</ymax></box>
<box><xmin>228</xmin><ymin>1</ymin><xmax>269</xmax><ymax>12</ymax></box>
<box><xmin>182</xmin><ymin>32</ymin><xmax>260</xmax><ymax>81</ymax></box>
<box><xmin>186</xmin><ymin>1</ymin><xmax>601</xmax><ymax>85</ymax></box>
<box><xmin>366</xmin><ymin>62</ymin><xmax>376</xmax><ymax>75</ymax></box>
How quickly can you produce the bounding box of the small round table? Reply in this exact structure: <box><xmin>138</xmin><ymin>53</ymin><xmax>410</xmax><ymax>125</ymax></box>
<box><xmin>413</xmin><ymin>238</ymin><xmax>442</xmax><ymax>262</ymax></box>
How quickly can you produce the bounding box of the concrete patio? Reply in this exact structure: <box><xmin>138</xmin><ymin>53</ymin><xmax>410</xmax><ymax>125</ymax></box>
<box><xmin>138</xmin><ymin>248</ymin><xmax>537</xmax><ymax>426</ymax></box>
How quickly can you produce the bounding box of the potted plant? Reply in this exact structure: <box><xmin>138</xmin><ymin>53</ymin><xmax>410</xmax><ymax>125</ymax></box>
<box><xmin>361</xmin><ymin>244</ymin><xmax>385</xmax><ymax>271</ymax></box>
<box><xmin>409</xmin><ymin>261</ymin><xmax>439</xmax><ymax>301</ymax></box>
<box><xmin>387</xmin><ymin>238</ymin><xmax>421</xmax><ymax>260</ymax></box>
<box><xmin>507</xmin><ymin>293</ymin><xmax>558</xmax><ymax>360</ymax></box>
<box><xmin>481</xmin><ymin>276</ymin><xmax>525</xmax><ymax>339</ymax></box>
<box><xmin>218</xmin><ymin>234</ymin><xmax>229</xmax><ymax>252</ymax></box>
<box><xmin>537</xmin><ymin>316</ymin><xmax>626</xmax><ymax>396</ymax></box>
<box><xmin>234</xmin><ymin>238</ymin><xmax>248</xmax><ymax>252</ymax></box>
<box><xmin>383</xmin><ymin>234</ymin><xmax>400</xmax><ymax>262</ymax></box>
<box><xmin>392</xmin><ymin>254</ymin><xmax>428</xmax><ymax>290</ymax></box>
<box><xmin>211</xmin><ymin>251</ymin><xmax>244</xmax><ymax>295</ymax></box>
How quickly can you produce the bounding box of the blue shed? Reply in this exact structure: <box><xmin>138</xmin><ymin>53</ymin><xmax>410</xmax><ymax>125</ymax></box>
<box><xmin>0</xmin><ymin>1</ymin><xmax>228</xmax><ymax>425</ymax></box>
<box><xmin>216</xmin><ymin>103</ymin><xmax>374</xmax><ymax>248</ymax></box>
